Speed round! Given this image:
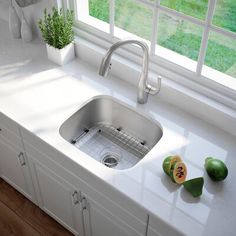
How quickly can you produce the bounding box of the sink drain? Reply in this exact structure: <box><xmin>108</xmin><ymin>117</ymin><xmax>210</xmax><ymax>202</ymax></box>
<box><xmin>102</xmin><ymin>154</ymin><xmax>119</xmax><ymax>168</ymax></box>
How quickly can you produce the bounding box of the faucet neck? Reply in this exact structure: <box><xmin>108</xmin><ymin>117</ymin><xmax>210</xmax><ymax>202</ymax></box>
<box><xmin>99</xmin><ymin>40</ymin><xmax>149</xmax><ymax>78</ymax></box>
<box><xmin>99</xmin><ymin>39</ymin><xmax>152</xmax><ymax>104</ymax></box>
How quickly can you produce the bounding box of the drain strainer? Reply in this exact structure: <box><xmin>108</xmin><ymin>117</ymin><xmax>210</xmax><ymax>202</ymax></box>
<box><xmin>102</xmin><ymin>154</ymin><xmax>119</xmax><ymax>168</ymax></box>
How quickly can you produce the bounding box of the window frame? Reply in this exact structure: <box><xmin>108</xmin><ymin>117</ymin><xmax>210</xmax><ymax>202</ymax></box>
<box><xmin>58</xmin><ymin>0</ymin><xmax>236</xmax><ymax>108</ymax></box>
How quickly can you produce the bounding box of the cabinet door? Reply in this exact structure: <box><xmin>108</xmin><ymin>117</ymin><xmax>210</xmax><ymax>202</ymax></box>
<box><xmin>32</xmin><ymin>162</ymin><xmax>84</xmax><ymax>236</ymax></box>
<box><xmin>147</xmin><ymin>215</ymin><xmax>184</xmax><ymax>236</ymax></box>
<box><xmin>147</xmin><ymin>228</ymin><xmax>161</xmax><ymax>236</ymax></box>
<box><xmin>0</xmin><ymin>138</ymin><xmax>32</xmax><ymax>200</ymax></box>
<box><xmin>82</xmin><ymin>194</ymin><xmax>144</xmax><ymax>236</ymax></box>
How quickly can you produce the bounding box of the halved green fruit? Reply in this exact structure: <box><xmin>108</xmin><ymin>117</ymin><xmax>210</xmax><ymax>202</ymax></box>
<box><xmin>162</xmin><ymin>155</ymin><xmax>182</xmax><ymax>176</ymax></box>
<box><xmin>169</xmin><ymin>162</ymin><xmax>187</xmax><ymax>184</ymax></box>
<box><xmin>205</xmin><ymin>157</ymin><xmax>228</xmax><ymax>181</ymax></box>
<box><xmin>183</xmin><ymin>177</ymin><xmax>204</xmax><ymax>198</ymax></box>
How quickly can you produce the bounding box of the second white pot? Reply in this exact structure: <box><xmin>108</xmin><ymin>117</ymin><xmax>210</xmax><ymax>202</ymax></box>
<box><xmin>46</xmin><ymin>43</ymin><xmax>75</xmax><ymax>66</ymax></box>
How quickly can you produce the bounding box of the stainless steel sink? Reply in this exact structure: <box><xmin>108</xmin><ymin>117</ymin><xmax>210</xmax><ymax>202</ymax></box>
<box><xmin>59</xmin><ymin>96</ymin><xmax>163</xmax><ymax>169</ymax></box>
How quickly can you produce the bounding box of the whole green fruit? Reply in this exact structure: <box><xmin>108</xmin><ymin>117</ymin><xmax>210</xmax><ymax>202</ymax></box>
<box><xmin>205</xmin><ymin>157</ymin><xmax>228</xmax><ymax>181</ymax></box>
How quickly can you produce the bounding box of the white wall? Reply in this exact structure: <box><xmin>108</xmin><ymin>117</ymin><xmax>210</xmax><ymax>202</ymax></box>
<box><xmin>0</xmin><ymin>0</ymin><xmax>11</xmax><ymax>22</ymax></box>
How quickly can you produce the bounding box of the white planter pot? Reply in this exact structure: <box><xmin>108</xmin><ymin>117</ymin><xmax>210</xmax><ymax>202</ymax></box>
<box><xmin>46</xmin><ymin>43</ymin><xmax>75</xmax><ymax>66</ymax></box>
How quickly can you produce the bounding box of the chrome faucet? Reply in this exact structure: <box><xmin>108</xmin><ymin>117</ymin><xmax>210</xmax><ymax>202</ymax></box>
<box><xmin>98</xmin><ymin>39</ymin><xmax>161</xmax><ymax>104</ymax></box>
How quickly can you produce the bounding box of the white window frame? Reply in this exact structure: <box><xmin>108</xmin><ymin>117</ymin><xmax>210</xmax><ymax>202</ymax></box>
<box><xmin>58</xmin><ymin>0</ymin><xmax>236</xmax><ymax>108</ymax></box>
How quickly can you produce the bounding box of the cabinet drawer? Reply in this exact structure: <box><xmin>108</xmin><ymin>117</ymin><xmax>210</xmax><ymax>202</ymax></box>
<box><xmin>0</xmin><ymin>112</ymin><xmax>20</xmax><ymax>137</ymax></box>
<box><xmin>0</xmin><ymin>125</ymin><xmax>23</xmax><ymax>150</ymax></box>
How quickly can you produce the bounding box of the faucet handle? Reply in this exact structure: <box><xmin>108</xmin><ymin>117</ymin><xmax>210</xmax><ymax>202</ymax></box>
<box><xmin>146</xmin><ymin>76</ymin><xmax>162</xmax><ymax>95</ymax></box>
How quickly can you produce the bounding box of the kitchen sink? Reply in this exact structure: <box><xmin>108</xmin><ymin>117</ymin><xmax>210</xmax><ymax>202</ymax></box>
<box><xmin>59</xmin><ymin>96</ymin><xmax>163</xmax><ymax>169</ymax></box>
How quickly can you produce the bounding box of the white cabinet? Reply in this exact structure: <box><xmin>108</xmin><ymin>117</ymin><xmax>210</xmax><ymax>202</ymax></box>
<box><xmin>0</xmin><ymin>139</ymin><xmax>31</xmax><ymax>197</ymax></box>
<box><xmin>147</xmin><ymin>215</ymin><xmax>184</xmax><ymax>236</ymax></box>
<box><xmin>0</xmin><ymin>115</ymin><xmax>35</xmax><ymax>202</ymax></box>
<box><xmin>29</xmin><ymin>160</ymin><xmax>84</xmax><ymax>236</ymax></box>
<box><xmin>24</xmin><ymin>137</ymin><xmax>147</xmax><ymax>236</ymax></box>
<box><xmin>29</xmin><ymin>157</ymin><xmax>146</xmax><ymax>236</ymax></box>
<box><xmin>29</xmin><ymin>146</ymin><xmax>84</xmax><ymax>236</ymax></box>
<box><xmin>147</xmin><ymin>227</ymin><xmax>161</xmax><ymax>236</ymax></box>
<box><xmin>82</xmin><ymin>193</ymin><xmax>145</xmax><ymax>236</ymax></box>
<box><xmin>1</xmin><ymin>112</ymin><xmax>147</xmax><ymax>236</ymax></box>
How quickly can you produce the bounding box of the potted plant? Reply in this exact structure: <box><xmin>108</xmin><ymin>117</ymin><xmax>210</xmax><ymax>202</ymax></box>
<box><xmin>38</xmin><ymin>7</ymin><xmax>75</xmax><ymax>65</ymax></box>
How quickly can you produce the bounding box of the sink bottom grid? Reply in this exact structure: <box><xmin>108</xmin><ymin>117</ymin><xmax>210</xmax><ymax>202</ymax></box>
<box><xmin>73</xmin><ymin>124</ymin><xmax>149</xmax><ymax>169</ymax></box>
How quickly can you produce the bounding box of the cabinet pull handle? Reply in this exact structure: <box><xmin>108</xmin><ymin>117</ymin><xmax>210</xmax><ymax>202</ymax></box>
<box><xmin>72</xmin><ymin>191</ymin><xmax>80</xmax><ymax>205</ymax></box>
<box><xmin>17</xmin><ymin>152</ymin><xmax>26</xmax><ymax>166</ymax></box>
<box><xmin>82</xmin><ymin>198</ymin><xmax>91</xmax><ymax>236</ymax></box>
<box><xmin>81</xmin><ymin>196</ymin><xmax>87</xmax><ymax>210</ymax></box>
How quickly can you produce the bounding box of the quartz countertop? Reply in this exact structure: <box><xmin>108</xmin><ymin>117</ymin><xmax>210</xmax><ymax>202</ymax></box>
<box><xmin>1</xmin><ymin>20</ymin><xmax>236</xmax><ymax>236</ymax></box>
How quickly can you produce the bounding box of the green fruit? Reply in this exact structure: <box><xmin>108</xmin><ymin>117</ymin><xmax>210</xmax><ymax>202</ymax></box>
<box><xmin>205</xmin><ymin>157</ymin><xmax>228</xmax><ymax>181</ymax></box>
<box><xmin>162</xmin><ymin>155</ymin><xmax>182</xmax><ymax>176</ymax></box>
<box><xmin>183</xmin><ymin>177</ymin><xmax>204</xmax><ymax>198</ymax></box>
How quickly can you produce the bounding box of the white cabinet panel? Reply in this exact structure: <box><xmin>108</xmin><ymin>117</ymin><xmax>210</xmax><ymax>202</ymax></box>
<box><xmin>22</xmin><ymin>129</ymin><xmax>147</xmax><ymax>236</ymax></box>
<box><xmin>36</xmin><ymin>165</ymin><xmax>74</xmax><ymax>226</ymax></box>
<box><xmin>147</xmin><ymin>227</ymin><xmax>161</xmax><ymax>236</ymax></box>
<box><xmin>147</xmin><ymin>215</ymin><xmax>184</xmax><ymax>236</ymax></box>
<box><xmin>31</xmin><ymin>161</ymin><xmax>84</xmax><ymax>236</ymax></box>
<box><xmin>83</xmin><ymin>194</ymin><xmax>145</xmax><ymax>236</ymax></box>
<box><xmin>0</xmin><ymin>138</ymin><xmax>33</xmax><ymax>200</ymax></box>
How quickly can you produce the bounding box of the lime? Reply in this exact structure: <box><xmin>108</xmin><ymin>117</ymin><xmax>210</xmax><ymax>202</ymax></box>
<box><xmin>183</xmin><ymin>177</ymin><xmax>204</xmax><ymax>197</ymax></box>
<box><xmin>205</xmin><ymin>157</ymin><xmax>228</xmax><ymax>181</ymax></box>
<box><xmin>162</xmin><ymin>155</ymin><xmax>182</xmax><ymax>176</ymax></box>
<box><xmin>169</xmin><ymin>162</ymin><xmax>187</xmax><ymax>184</ymax></box>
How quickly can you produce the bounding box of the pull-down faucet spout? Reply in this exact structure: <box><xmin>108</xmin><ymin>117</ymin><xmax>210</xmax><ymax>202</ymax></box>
<box><xmin>99</xmin><ymin>39</ymin><xmax>161</xmax><ymax>104</ymax></box>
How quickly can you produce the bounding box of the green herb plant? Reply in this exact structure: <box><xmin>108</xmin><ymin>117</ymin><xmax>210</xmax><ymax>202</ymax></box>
<box><xmin>38</xmin><ymin>8</ymin><xmax>74</xmax><ymax>49</ymax></box>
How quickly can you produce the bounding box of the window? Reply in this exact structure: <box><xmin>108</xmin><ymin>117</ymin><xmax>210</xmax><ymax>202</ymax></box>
<box><xmin>68</xmin><ymin>0</ymin><xmax>236</xmax><ymax>90</ymax></box>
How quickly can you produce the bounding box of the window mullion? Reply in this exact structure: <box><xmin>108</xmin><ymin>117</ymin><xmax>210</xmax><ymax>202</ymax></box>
<box><xmin>109</xmin><ymin>0</ymin><xmax>115</xmax><ymax>36</ymax></box>
<box><xmin>57</xmin><ymin>0</ymin><xmax>63</xmax><ymax>10</ymax></box>
<box><xmin>158</xmin><ymin>5</ymin><xmax>205</xmax><ymax>27</ymax></box>
<box><xmin>70</xmin><ymin>0</ymin><xmax>75</xmax><ymax>11</ymax></box>
<box><xmin>58</xmin><ymin>0</ymin><xmax>73</xmax><ymax>13</ymax></box>
<box><xmin>61</xmin><ymin>0</ymin><xmax>72</xmax><ymax>10</ymax></box>
<box><xmin>196</xmin><ymin>0</ymin><xmax>217</xmax><ymax>76</ymax></box>
<box><xmin>210</xmin><ymin>24</ymin><xmax>236</xmax><ymax>40</ymax></box>
<box><xmin>136</xmin><ymin>0</ymin><xmax>155</xmax><ymax>7</ymax></box>
<box><xmin>66</xmin><ymin>0</ymin><xmax>71</xmax><ymax>9</ymax></box>
<box><xmin>150</xmin><ymin>0</ymin><xmax>160</xmax><ymax>55</ymax></box>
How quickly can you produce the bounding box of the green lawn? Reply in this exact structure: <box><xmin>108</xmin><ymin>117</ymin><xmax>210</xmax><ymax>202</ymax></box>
<box><xmin>88</xmin><ymin>0</ymin><xmax>236</xmax><ymax>77</ymax></box>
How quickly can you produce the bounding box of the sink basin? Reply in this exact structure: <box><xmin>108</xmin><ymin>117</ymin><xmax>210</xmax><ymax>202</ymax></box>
<box><xmin>59</xmin><ymin>96</ymin><xmax>163</xmax><ymax>169</ymax></box>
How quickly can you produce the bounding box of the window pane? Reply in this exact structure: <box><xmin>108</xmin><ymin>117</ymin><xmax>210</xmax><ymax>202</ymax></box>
<box><xmin>204</xmin><ymin>31</ymin><xmax>236</xmax><ymax>78</ymax></box>
<box><xmin>89</xmin><ymin>0</ymin><xmax>109</xmax><ymax>23</ymax></box>
<box><xmin>212</xmin><ymin>0</ymin><xmax>236</xmax><ymax>33</ymax></box>
<box><xmin>157</xmin><ymin>13</ymin><xmax>203</xmax><ymax>63</ymax></box>
<box><xmin>114</xmin><ymin>0</ymin><xmax>153</xmax><ymax>40</ymax></box>
<box><xmin>160</xmin><ymin>0</ymin><xmax>208</xmax><ymax>20</ymax></box>
<box><xmin>76</xmin><ymin>0</ymin><xmax>109</xmax><ymax>33</ymax></box>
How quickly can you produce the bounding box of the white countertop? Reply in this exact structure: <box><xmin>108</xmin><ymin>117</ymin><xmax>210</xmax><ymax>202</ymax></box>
<box><xmin>1</xmin><ymin>20</ymin><xmax>236</xmax><ymax>236</ymax></box>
